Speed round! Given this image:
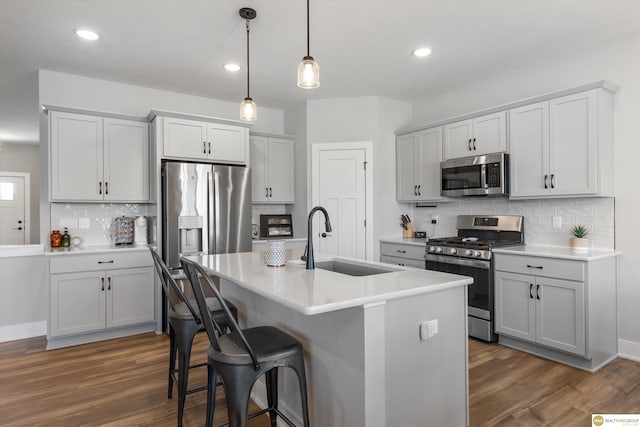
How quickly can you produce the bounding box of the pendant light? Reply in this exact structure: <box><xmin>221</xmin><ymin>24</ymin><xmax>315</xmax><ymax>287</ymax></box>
<box><xmin>239</xmin><ymin>8</ymin><xmax>257</xmax><ymax>121</ymax></box>
<box><xmin>297</xmin><ymin>0</ymin><xmax>319</xmax><ymax>89</ymax></box>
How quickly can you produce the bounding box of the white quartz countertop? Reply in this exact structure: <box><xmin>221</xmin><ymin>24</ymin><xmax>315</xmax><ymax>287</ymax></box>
<box><xmin>493</xmin><ymin>245</ymin><xmax>621</xmax><ymax>261</ymax></box>
<box><xmin>186</xmin><ymin>251</ymin><xmax>473</xmax><ymax>315</ymax></box>
<box><xmin>45</xmin><ymin>244</ymin><xmax>151</xmax><ymax>256</ymax></box>
<box><xmin>379</xmin><ymin>236</ymin><xmax>428</xmax><ymax>247</ymax></box>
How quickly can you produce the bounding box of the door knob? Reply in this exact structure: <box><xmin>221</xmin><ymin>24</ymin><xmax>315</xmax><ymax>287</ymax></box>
<box><xmin>321</xmin><ymin>232</ymin><xmax>328</xmax><ymax>238</ymax></box>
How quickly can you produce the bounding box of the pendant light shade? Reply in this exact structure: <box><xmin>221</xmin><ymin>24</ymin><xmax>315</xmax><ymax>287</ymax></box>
<box><xmin>297</xmin><ymin>0</ymin><xmax>319</xmax><ymax>89</ymax></box>
<box><xmin>239</xmin><ymin>8</ymin><xmax>257</xmax><ymax>121</ymax></box>
<box><xmin>240</xmin><ymin>97</ymin><xmax>257</xmax><ymax>121</ymax></box>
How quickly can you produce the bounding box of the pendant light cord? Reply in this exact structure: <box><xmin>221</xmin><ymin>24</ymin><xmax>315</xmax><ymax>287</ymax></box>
<box><xmin>246</xmin><ymin>20</ymin><xmax>250</xmax><ymax>98</ymax></box>
<box><xmin>306</xmin><ymin>0</ymin><xmax>310</xmax><ymax>56</ymax></box>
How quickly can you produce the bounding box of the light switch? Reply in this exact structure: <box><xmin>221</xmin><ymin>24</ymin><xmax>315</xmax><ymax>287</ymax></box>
<box><xmin>59</xmin><ymin>218</ymin><xmax>78</xmax><ymax>229</ymax></box>
<box><xmin>552</xmin><ymin>216</ymin><xmax>562</xmax><ymax>229</ymax></box>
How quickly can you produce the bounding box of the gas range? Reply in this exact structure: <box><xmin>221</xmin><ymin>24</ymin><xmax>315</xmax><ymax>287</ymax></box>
<box><xmin>426</xmin><ymin>215</ymin><xmax>524</xmax><ymax>262</ymax></box>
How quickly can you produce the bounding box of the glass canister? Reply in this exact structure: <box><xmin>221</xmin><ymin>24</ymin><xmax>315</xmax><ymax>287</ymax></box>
<box><xmin>62</xmin><ymin>228</ymin><xmax>71</xmax><ymax>247</ymax></box>
<box><xmin>50</xmin><ymin>230</ymin><xmax>62</xmax><ymax>248</ymax></box>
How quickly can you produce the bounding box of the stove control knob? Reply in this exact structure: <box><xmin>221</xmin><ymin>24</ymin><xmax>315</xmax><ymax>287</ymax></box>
<box><xmin>435</xmin><ymin>247</ymin><xmax>443</xmax><ymax>254</ymax></box>
<box><xmin>428</xmin><ymin>246</ymin><xmax>436</xmax><ymax>253</ymax></box>
<box><xmin>464</xmin><ymin>249</ymin><xmax>473</xmax><ymax>256</ymax></box>
<box><xmin>448</xmin><ymin>248</ymin><xmax>457</xmax><ymax>255</ymax></box>
<box><xmin>473</xmin><ymin>251</ymin><xmax>482</xmax><ymax>257</ymax></box>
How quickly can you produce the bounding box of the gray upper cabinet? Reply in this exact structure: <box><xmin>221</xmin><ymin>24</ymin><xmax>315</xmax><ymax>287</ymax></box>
<box><xmin>443</xmin><ymin>111</ymin><xmax>507</xmax><ymax>160</ymax></box>
<box><xmin>396</xmin><ymin>127</ymin><xmax>446</xmax><ymax>203</ymax></box>
<box><xmin>509</xmin><ymin>88</ymin><xmax>614</xmax><ymax>199</ymax></box>
<box><xmin>50</xmin><ymin>111</ymin><xmax>149</xmax><ymax>202</ymax></box>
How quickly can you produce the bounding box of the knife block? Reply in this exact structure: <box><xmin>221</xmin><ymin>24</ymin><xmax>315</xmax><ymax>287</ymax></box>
<box><xmin>403</xmin><ymin>221</ymin><xmax>416</xmax><ymax>238</ymax></box>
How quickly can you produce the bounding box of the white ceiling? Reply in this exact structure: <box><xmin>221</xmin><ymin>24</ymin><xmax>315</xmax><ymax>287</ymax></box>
<box><xmin>1</xmin><ymin>0</ymin><xmax>639</xmax><ymax>144</ymax></box>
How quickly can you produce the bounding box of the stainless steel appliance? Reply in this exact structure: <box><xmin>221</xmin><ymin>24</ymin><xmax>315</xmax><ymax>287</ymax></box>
<box><xmin>425</xmin><ymin>215</ymin><xmax>524</xmax><ymax>342</ymax></box>
<box><xmin>441</xmin><ymin>152</ymin><xmax>509</xmax><ymax>197</ymax></box>
<box><xmin>162</xmin><ymin>162</ymin><xmax>252</xmax><ymax>271</ymax></box>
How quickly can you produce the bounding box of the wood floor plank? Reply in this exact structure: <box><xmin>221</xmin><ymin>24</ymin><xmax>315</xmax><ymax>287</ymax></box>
<box><xmin>1</xmin><ymin>333</ymin><xmax>639</xmax><ymax>426</ymax></box>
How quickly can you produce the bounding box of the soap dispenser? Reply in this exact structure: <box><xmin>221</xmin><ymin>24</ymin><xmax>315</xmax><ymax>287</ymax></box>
<box><xmin>62</xmin><ymin>227</ymin><xmax>71</xmax><ymax>247</ymax></box>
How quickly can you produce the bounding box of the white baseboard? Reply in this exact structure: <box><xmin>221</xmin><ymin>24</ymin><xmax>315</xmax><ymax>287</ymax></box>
<box><xmin>618</xmin><ymin>338</ymin><xmax>640</xmax><ymax>362</ymax></box>
<box><xmin>0</xmin><ymin>321</ymin><xmax>47</xmax><ymax>343</ymax></box>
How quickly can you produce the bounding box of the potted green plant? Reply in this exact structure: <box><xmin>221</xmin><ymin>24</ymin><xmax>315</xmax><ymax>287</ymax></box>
<box><xmin>570</xmin><ymin>224</ymin><xmax>590</xmax><ymax>252</ymax></box>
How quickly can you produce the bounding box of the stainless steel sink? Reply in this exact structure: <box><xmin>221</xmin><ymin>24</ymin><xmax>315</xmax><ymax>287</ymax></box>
<box><xmin>314</xmin><ymin>260</ymin><xmax>399</xmax><ymax>276</ymax></box>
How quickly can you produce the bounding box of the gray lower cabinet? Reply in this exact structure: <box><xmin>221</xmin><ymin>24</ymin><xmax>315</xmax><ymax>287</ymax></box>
<box><xmin>380</xmin><ymin>241</ymin><xmax>425</xmax><ymax>268</ymax></box>
<box><xmin>48</xmin><ymin>250</ymin><xmax>156</xmax><ymax>349</ymax></box>
<box><xmin>494</xmin><ymin>252</ymin><xmax>617</xmax><ymax>371</ymax></box>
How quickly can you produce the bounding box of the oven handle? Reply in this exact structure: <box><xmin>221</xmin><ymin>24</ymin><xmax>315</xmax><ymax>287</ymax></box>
<box><xmin>425</xmin><ymin>253</ymin><xmax>490</xmax><ymax>270</ymax></box>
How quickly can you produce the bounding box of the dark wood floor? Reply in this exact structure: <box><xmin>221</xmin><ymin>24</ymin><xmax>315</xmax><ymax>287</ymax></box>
<box><xmin>0</xmin><ymin>333</ymin><xmax>638</xmax><ymax>426</ymax></box>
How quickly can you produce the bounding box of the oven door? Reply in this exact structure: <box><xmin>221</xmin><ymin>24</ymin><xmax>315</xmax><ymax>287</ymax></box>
<box><xmin>425</xmin><ymin>254</ymin><xmax>496</xmax><ymax>342</ymax></box>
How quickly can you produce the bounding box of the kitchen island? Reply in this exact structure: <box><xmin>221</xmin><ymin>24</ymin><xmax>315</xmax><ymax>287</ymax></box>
<box><xmin>187</xmin><ymin>251</ymin><xmax>473</xmax><ymax>427</ymax></box>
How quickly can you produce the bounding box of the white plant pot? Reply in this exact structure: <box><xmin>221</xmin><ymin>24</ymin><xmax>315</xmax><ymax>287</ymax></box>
<box><xmin>570</xmin><ymin>237</ymin><xmax>590</xmax><ymax>252</ymax></box>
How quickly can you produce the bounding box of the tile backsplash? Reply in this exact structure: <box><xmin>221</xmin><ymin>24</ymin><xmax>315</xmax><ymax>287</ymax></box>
<box><xmin>409</xmin><ymin>197</ymin><xmax>615</xmax><ymax>250</ymax></box>
<box><xmin>50</xmin><ymin>203</ymin><xmax>155</xmax><ymax>246</ymax></box>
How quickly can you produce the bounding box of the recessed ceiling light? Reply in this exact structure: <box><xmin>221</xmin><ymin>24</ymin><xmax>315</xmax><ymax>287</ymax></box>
<box><xmin>75</xmin><ymin>29</ymin><xmax>100</xmax><ymax>41</ymax></box>
<box><xmin>224</xmin><ymin>63</ymin><xmax>240</xmax><ymax>72</ymax></box>
<box><xmin>413</xmin><ymin>47</ymin><xmax>432</xmax><ymax>58</ymax></box>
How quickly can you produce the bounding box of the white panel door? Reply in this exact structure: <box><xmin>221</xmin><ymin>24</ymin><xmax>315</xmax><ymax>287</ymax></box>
<box><xmin>50</xmin><ymin>111</ymin><xmax>103</xmax><ymax>200</ymax></box>
<box><xmin>207</xmin><ymin>124</ymin><xmax>246</xmax><ymax>164</ymax></box>
<box><xmin>268</xmin><ymin>138</ymin><xmax>294</xmax><ymax>203</ymax></box>
<box><xmin>50</xmin><ymin>271</ymin><xmax>106</xmax><ymax>336</ymax></box>
<box><xmin>494</xmin><ymin>272</ymin><xmax>536</xmax><ymax>342</ymax></box>
<box><xmin>443</xmin><ymin>119</ymin><xmax>473</xmax><ymax>160</ymax></box>
<box><xmin>509</xmin><ymin>102</ymin><xmax>550</xmax><ymax>198</ymax></box>
<box><xmin>417</xmin><ymin>127</ymin><xmax>444</xmax><ymax>200</ymax></box>
<box><xmin>396</xmin><ymin>133</ymin><xmax>418</xmax><ymax>202</ymax></box>
<box><xmin>103</xmin><ymin>119</ymin><xmax>149</xmax><ymax>201</ymax></box>
<box><xmin>549</xmin><ymin>90</ymin><xmax>597</xmax><ymax>196</ymax></box>
<box><xmin>317</xmin><ymin>148</ymin><xmax>367</xmax><ymax>260</ymax></box>
<box><xmin>250</xmin><ymin>136</ymin><xmax>269</xmax><ymax>202</ymax></box>
<box><xmin>472</xmin><ymin>111</ymin><xmax>507</xmax><ymax>155</ymax></box>
<box><xmin>106</xmin><ymin>267</ymin><xmax>155</xmax><ymax>328</ymax></box>
<box><xmin>0</xmin><ymin>174</ymin><xmax>27</xmax><ymax>244</ymax></box>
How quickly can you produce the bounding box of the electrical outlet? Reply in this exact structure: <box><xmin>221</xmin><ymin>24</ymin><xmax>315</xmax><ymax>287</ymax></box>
<box><xmin>420</xmin><ymin>319</ymin><xmax>439</xmax><ymax>340</ymax></box>
<box><xmin>431</xmin><ymin>215</ymin><xmax>438</xmax><ymax>224</ymax></box>
<box><xmin>552</xmin><ymin>216</ymin><xmax>562</xmax><ymax>229</ymax></box>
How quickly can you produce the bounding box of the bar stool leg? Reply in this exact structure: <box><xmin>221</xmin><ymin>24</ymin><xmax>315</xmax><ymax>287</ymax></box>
<box><xmin>265</xmin><ymin>368</ymin><xmax>279</xmax><ymax>427</ymax></box>
<box><xmin>168</xmin><ymin>325</ymin><xmax>177</xmax><ymax>399</ymax></box>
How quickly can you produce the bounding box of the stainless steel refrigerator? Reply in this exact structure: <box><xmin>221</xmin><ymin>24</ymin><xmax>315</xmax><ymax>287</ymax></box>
<box><xmin>162</xmin><ymin>161</ymin><xmax>252</xmax><ymax>271</ymax></box>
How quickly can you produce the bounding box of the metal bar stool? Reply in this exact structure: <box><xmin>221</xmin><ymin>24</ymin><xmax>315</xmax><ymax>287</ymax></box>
<box><xmin>150</xmin><ymin>249</ymin><xmax>238</xmax><ymax>427</ymax></box>
<box><xmin>181</xmin><ymin>257</ymin><xmax>311</xmax><ymax>427</ymax></box>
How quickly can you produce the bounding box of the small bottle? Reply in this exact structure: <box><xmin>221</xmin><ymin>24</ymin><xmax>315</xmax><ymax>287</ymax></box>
<box><xmin>62</xmin><ymin>228</ymin><xmax>71</xmax><ymax>247</ymax></box>
<box><xmin>50</xmin><ymin>230</ymin><xmax>62</xmax><ymax>248</ymax></box>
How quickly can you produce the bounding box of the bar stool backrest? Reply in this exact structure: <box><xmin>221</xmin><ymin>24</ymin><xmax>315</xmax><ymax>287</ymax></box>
<box><xmin>180</xmin><ymin>257</ymin><xmax>260</xmax><ymax>370</ymax></box>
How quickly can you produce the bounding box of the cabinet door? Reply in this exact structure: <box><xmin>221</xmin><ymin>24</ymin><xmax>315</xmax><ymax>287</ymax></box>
<box><xmin>163</xmin><ymin>117</ymin><xmax>207</xmax><ymax>159</ymax></box>
<box><xmin>103</xmin><ymin>119</ymin><xmax>149</xmax><ymax>201</ymax></box>
<box><xmin>207</xmin><ymin>124</ymin><xmax>246</xmax><ymax>164</ymax></box>
<box><xmin>443</xmin><ymin>119</ymin><xmax>473</xmax><ymax>160</ymax></box>
<box><xmin>396</xmin><ymin>133</ymin><xmax>419</xmax><ymax>201</ymax></box>
<box><xmin>380</xmin><ymin>255</ymin><xmax>424</xmax><ymax>268</ymax></box>
<box><xmin>416</xmin><ymin>127</ymin><xmax>444</xmax><ymax>200</ymax></box>
<box><xmin>267</xmin><ymin>138</ymin><xmax>295</xmax><ymax>203</ymax></box>
<box><xmin>535</xmin><ymin>277</ymin><xmax>586</xmax><ymax>356</ymax></box>
<box><xmin>472</xmin><ymin>111</ymin><xmax>507</xmax><ymax>156</ymax></box>
<box><xmin>106</xmin><ymin>267</ymin><xmax>155</xmax><ymax>328</ymax></box>
<box><xmin>549</xmin><ymin>90</ymin><xmax>597</xmax><ymax>196</ymax></box>
<box><xmin>250</xmin><ymin>136</ymin><xmax>269</xmax><ymax>202</ymax></box>
<box><xmin>494</xmin><ymin>272</ymin><xmax>536</xmax><ymax>342</ymax></box>
<box><xmin>509</xmin><ymin>102</ymin><xmax>550</xmax><ymax>198</ymax></box>
<box><xmin>50</xmin><ymin>112</ymin><xmax>103</xmax><ymax>200</ymax></box>
<box><xmin>50</xmin><ymin>271</ymin><xmax>106</xmax><ymax>336</ymax></box>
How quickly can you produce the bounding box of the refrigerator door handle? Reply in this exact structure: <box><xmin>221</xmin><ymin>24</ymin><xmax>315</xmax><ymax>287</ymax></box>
<box><xmin>208</xmin><ymin>170</ymin><xmax>216</xmax><ymax>255</ymax></box>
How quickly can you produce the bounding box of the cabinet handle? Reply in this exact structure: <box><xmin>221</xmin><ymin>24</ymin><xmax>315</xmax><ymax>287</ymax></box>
<box><xmin>417</xmin><ymin>184</ymin><xmax>421</xmax><ymax>195</ymax></box>
<box><xmin>397</xmin><ymin>249</ymin><xmax>407</xmax><ymax>254</ymax></box>
<box><xmin>208</xmin><ymin>142</ymin><xmax>211</xmax><ymax>154</ymax></box>
<box><xmin>105</xmin><ymin>182</ymin><xmax>109</xmax><ymax>195</ymax></box>
<box><xmin>468</xmin><ymin>139</ymin><xmax>472</xmax><ymax>151</ymax></box>
<box><xmin>203</xmin><ymin>141</ymin><xmax>207</xmax><ymax>154</ymax></box>
<box><xmin>473</xmin><ymin>138</ymin><xmax>477</xmax><ymax>150</ymax></box>
<box><xmin>414</xmin><ymin>185</ymin><xmax>418</xmax><ymax>196</ymax></box>
<box><xmin>536</xmin><ymin>284</ymin><xmax>541</xmax><ymax>300</ymax></box>
<box><xmin>529</xmin><ymin>283</ymin><xmax>534</xmax><ymax>299</ymax></box>
<box><xmin>13</xmin><ymin>227</ymin><xmax>23</xmax><ymax>230</ymax></box>
<box><xmin>550</xmin><ymin>174</ymin><xmax>555</xmax><ymax>189</ymax></box>
<box><xmin>544</xmin><ymin>175</ymin><xmax>549</xmax><ymax>189</ymax></box>
<box><xmin>108</xmin><ymin>277</ymin><xmax>111</xmax><ymax>291</ymax></box>
<box><xmin>265</xmin><ymin>187</ymin><xmax>269</xmax><ymax>197</ymax></box>
<box><xmin>99</xmin><ymin>182</ymin><xmax>102</xmax><ymax>195</ymax></box>
<box><xmin>98</xmin><ymin>260</ymin><xmax>115</xmax><ymax>264</ymax></box>
<box><xmin>526</xmin><ymin>264</ymin><xmax>543</xmax><ymax>269</ymax></box>
<box><xmin>101</xmin><ymin>277</ymin><xmax>105</xmax><ymax>291</ymax></box>
<box><xmin>269</xmin><ymin>187</ymin><xmax>272</xmax><ymax>197</ymax></box>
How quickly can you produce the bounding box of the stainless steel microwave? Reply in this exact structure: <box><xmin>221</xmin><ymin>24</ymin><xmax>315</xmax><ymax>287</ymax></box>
<box><xmin>441</xmin><ymin>153</ymin><xmax>509</xmax><ymax>197</ymax></box>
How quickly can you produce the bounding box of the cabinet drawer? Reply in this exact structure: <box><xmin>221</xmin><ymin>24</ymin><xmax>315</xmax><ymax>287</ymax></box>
<box><xmin>380</xmin><ymin>243</ymin><xmax>425</xmax><ymax>261</ymax></box>
<box><xmin>50</xmin><ymin>250</ymin><xmax>152</xmax><ymax>274</ymax></box>
<box><xmin>494</xmin><ymin>254</ymin><xmax>584</xmax><ymax>281</ymax></box>
<box><xmin>380</xmin><ymin>255</ymin><xmax>425</xmax><ymax>269</ymax></box>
